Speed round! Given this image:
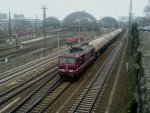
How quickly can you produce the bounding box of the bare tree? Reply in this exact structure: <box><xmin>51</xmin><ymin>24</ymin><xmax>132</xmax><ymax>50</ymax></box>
<box><xmin>144</xmin><ymin>1</ymin><xmax>150</xmax><ymax>25</ymax></box>
<box><xmin>144</xmin><ymin>1</ymin><xmax>150</xmax><ymax>17</ymax></box>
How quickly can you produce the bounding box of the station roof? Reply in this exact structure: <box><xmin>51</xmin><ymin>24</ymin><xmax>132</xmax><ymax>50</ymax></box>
<box><xmin>62</xmin><ymin>11</ymin><xmax>98</xmax><ymax>29</ymax></box>
<box><xmin>46</xmin><ymin>17</ymin><xmax>61</xmax><ymax>28</ymax></box>
<box><xmin>100</xmin><ymin>16</ymin><xmax>118</xmax><ymax>27</ymax></box>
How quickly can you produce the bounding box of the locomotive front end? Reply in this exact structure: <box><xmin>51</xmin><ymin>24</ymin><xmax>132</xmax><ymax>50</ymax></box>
<box><xmin>58</xmin><ymin>56</ymin><xmax>78</xmax><ymax>78</ymax></box>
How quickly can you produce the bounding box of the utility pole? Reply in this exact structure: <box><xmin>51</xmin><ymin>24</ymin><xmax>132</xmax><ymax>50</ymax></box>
<box><xmin>128</xmin><ymin>0</ymin><xmax>132</xmax><ymax>54</ymax></box>
<box><xmin>15</xmin><ymin>36</ymin><xmax>18</xmax><ymax>49</ymax></box>
<box><xmin>99</xmin><ymin>16</ymin><xmax>101</xmax><ymax>30</ymax></box>
<box><xmin>42</xmin><ymin>5</ymin><xmax>47</xmax><ymax>56</ymax></box>
<box><xmin>8</xmin><ymin>12</ymin><xmax>12</xmax><ymax>43</ymax></box>
<box><xmin>129</xmin><ymin>0</ymin><xmax>132</xmax><ymax>35</ymax></box>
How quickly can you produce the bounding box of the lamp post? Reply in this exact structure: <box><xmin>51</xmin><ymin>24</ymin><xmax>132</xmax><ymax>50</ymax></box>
<box><xmin>8</xmin><ymin>12</ymin><xmax>12</xmax><ymax>43</ymax></box>
<box><xmin>15</xmin><ymin>35</ymin><xmax>18</xmax><ymax>49</ymax></box>
<box><xmin>35</xmin><ymin>15</ymin><xmax>38</xmax><ymax>38</ymax></box>
<box><xmin>128</xmin><ymin>0</ymin><xmax>132</xmax><ymax>55</ymax></box>
<box><xmin>99</xmin><ymin>16</ymin><xmax>101</xmax><ymax>30</ymax></box>
<box><xmin>57</xmin><ymin>32</ymin><xmax>60</xmax><ymax>51</ymax></box>
<box><xmin>42</xmin><ymin>5</ymin><xmax>47</xmax><ymax>56</ymax></box>
<box><xmin>129</xmin><ymin>0</ymin><xmax>132</xmax><ymax>35</ymax></box>
<box><xmin>78</xmin><ymin>21</ymin><xmax>81</xmax><ymax>44</ymax></box>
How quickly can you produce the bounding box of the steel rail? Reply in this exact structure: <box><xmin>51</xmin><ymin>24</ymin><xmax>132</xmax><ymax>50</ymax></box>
<box><xmin>0</xmin><ymin>48</ymin><xmax>67</xmax><ymax>84</ymax></box>
<box><xmin>8</xmin><ymin>72</ymin><xmax>59</xmax><ymax>113</ymax></box>
<box><xmin>0</xmin><ymin>41</ymin><xmax>67</xmax><ymax>73</ymax></box>
<box><xmin>0</xmin><ymin>65</ymin><xmax>57</xmax><ymax>97</ymax></box>
<box><xmin>10</xmin><ymin>78</ymin><xmax>62</xmax><ymax>113</ymax></box>
<box><xmin>70</xmin><ymin>42</ymin><xmax>123</xmax><ymax>113</ymax></box>
<box><xmin>0</xmin><ymin>68</ymin><xmax>58</xmax><ymax>105</ymax></box>
<box><xmin>0</xmin><ymin>47</ymin><xmax>67</xmax><ymax>79</ymax></box>
<box><xmin>25</xmin><ymin>79</ymin><xmax>67</xmax><ymax>113</ymax></box>
<box><xmin>37</xmin><ymin>82</ymin><xmax>70</xmax><ymax>113</ymax></box>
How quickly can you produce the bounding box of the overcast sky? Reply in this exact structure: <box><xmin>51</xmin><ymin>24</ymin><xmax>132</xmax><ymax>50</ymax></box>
<box><xmin>0</xmin><ymin>0</ymin><xmax>149</xmax><ymax>20</ymax></box>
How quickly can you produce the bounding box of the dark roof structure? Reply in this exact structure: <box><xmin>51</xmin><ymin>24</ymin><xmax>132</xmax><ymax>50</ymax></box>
<box><xmin>100</xmin><ymin>16</ymin><xmax>118</xmax><ymax>27</ymax></box>
<box><xmin>46</xmin><ymin>17</ymin><xmax>61</xmax><ymax>28</ymax></box>
<box><xmin>62</xmin><ymin>11</ymin><xmax>98</xmax><ymax>30</ymax></box>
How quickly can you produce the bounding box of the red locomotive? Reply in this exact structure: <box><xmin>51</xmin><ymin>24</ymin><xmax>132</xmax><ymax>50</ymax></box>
<box><xmin>58</xmin><ymin>43</ymin><xmax>95</xmax><ymax>79</ymax></box>
<box><xmin>58</xmin><ymin>29</ymin><xmax>123</xmax><ymax>79</ymax></box>
<box><xmin>66</xmin><ymin>34</ymin><xmax>85</xmax><ymax>45</ymax></box>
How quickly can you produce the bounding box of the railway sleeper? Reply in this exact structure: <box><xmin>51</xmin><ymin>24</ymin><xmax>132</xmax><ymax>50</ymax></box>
<box><xmin>84</xmin><ymin>96</ymin><xmax>95</xmax><ymax>99</ymax></box>
<box><xmin>86</xmin><ymin>92</ymin><xmax>97</xmax><ymax>95</ymax></box>
<box><xmin>90</xmin><ymin>85</ymin><xmax>101</xmax><ymax>89</ymax></box>
<box><xmin>82</xmin><ymin>100</ymin><xmax>93</xmax><ymax>104</ymax></box>
<box><xmin>76</xmin><ymin>109</ymin><xmax>89</xmax><ymax>113</ymax></box>
<box><xmin>88</xmin><ymin>88</ymin><xmax>99</xmax><ymax>92</ymax></box>
<box><xmin>80</xmin><ymin>103</ymin><xmax>92</xmax><ymax>107</ymax></box>
<box><xmin>78</xmin><ymin>107</ymin><xmax>90</xmax><ymax>111</ymax></box>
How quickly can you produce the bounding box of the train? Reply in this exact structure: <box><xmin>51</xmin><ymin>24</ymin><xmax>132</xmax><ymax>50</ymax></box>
<box><xmin>20</xmin><ymin>36</ymin><xmax>52</xmax><ymax>48</ymax></box>
<box><xmin>20</xmin><ymin>35</ymin><xmax>66</xmax><ymax>49</ymax></box>
<box><xmin>12</xmin><ymin>31</ymin><xmax>31</xmax><ymax>37</ymax></box>
<box><xmin>66</xmin><ymin>34</ymin><xmax>85</xmax><ymax>45</ymax></box>
<box><xmin>20</xmin><ymin>33</ymin><xmax>85</xmax><ymax>48</ymax></box>
<box><xmin>58</xmin><ymin>29</ymin><xmax>123</xmax><ymax>79</ymax></box>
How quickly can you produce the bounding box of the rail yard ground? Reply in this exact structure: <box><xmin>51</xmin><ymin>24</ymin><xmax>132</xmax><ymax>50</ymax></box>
<box><xmin>100</xmin><ymin>36</ymin><xmax>137</xmax><ymax>113</ymax></box>
<box><xmin>0</xmin><ymin>29</ymin><xmax>140</xmax><ymax>113</ymax></box>
<box><xmin>39</xmin><ymin>30</ymin><xmax>135</xmax><ymax>113</ymax></box>
<box><xmin>0</xmin><ymin>0</ymin><xmax>149</xmax><ymax>112</ymax></box>
<box><xmin>110</xmin><ymin>30</ymin><xmax>150</xmax><ymax>113</ymax></box>
<box><xmin>136</xmin><ymin>31</ymin><xmax>150</xmax><ymax>113</ymax></box>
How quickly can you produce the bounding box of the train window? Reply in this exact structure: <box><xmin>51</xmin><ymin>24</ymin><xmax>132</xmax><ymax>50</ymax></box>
<box><xmin>59</xmin><ymin>57</ymin><xmax>67</xmax><ymax>64</ymax></box>
<box><xmin>59</xmin><ymin>57</ymin><xmax>75</xmax><ymax>64</ymax></box>
<box><xmin>91</xmin><ymin>49</ymin><xmax>95</xmax><ymax>56</ymax></box>
<box><xmin>81</xmin><ymin>55</ymin><xmax>85</xmax><ymax>65</ymax></box>
<box><xmin>68</xmin><ymin>58</ymin><xmax>76</xmax><ymax>64</ymax></box>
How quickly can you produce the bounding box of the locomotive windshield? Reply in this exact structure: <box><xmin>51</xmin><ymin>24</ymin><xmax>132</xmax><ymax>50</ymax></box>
<box><xmin>59</xmin><ymin>57</ymin><xmax>67</xmax><ymax>64</ymax></box>
<box><xmin>59</xmin><ymin>57</ymin><xmax>76</xmax><ymax>64</ymax></box>
<box><xmin>68</xmin><ymin>58</ymin><xmax>76</xmax><ymax>64</ymax></box>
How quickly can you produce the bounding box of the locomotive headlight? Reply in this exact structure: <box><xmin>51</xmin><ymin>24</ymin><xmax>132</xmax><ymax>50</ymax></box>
<box><xmin>69</xmin><ymin>70</ymin><xmax>74</xmax><ymax>72</ymax></box>
<box><xmin>60</xmin><ymin>69</ymin><xmax>65</xmax><ymax>72</ymax></box>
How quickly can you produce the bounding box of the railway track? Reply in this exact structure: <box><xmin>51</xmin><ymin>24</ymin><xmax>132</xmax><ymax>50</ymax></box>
<box><xmin>0</xmin><ymin>62</ymin><xmax>59</xmax><ymax>99</ymax></box>
<box><xmin>0</xmin><ymin>34</ymin><xmax>57</xmax><ymax>58</ymax></box>
<box><xmin>0</xmin><ymin>66</ymin><xmax>57</xmax><ymax>104</ymax></box>
<box><xmin>0</xmin><ymin>29</ymin><xmax>124</xmax><ymax>113</ymax></box>
<box><xmin>0</xmin><ymin>47</ymin><xmax>68</xmax><ymax>83</ymax></box>
<box><xmin>0</xmin><ymin>31</ymin><xmax>102</xmax><ymax>73</ymax></box>
<box><xmin>0</xmin><ymin>68</ymin><xmax>59</xmax><ymax>113</ymax></box>
<box><xmin>0</xmin><ymin>42</ymin><xmax>67</xmax><ymax>73</ymax></box>
<box><xmin>0</xmin><ymin>47</ymin><xmax>69</xmax><ymax>107</ymax></box>
<box><xmin>0</xmin><ymin>31</ymin><xmax>75</xmax><ymax>59</ymax></box>
<box><xmin>69</xmin><ymin>42</ymin><xmax>123</xmax><ymax>113</ymax></box>
<box><xmin>9</xmin><ymin>78</ymin><xmax>70</xmax><ymax>113</ymax></box>
<box><xmin>0</xmin><ymin>37</ymin><xmax>68</xmax><ymax>73</ymax></box>
<box><xmin>25</xmin><ymin>80</ymin><xmax>70</xmax><ymax>113</ymax></box>
<box><xmin>0</xmin><ymin>45</ymin><xmax>16</xmax><ymax>51</ymax></box>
